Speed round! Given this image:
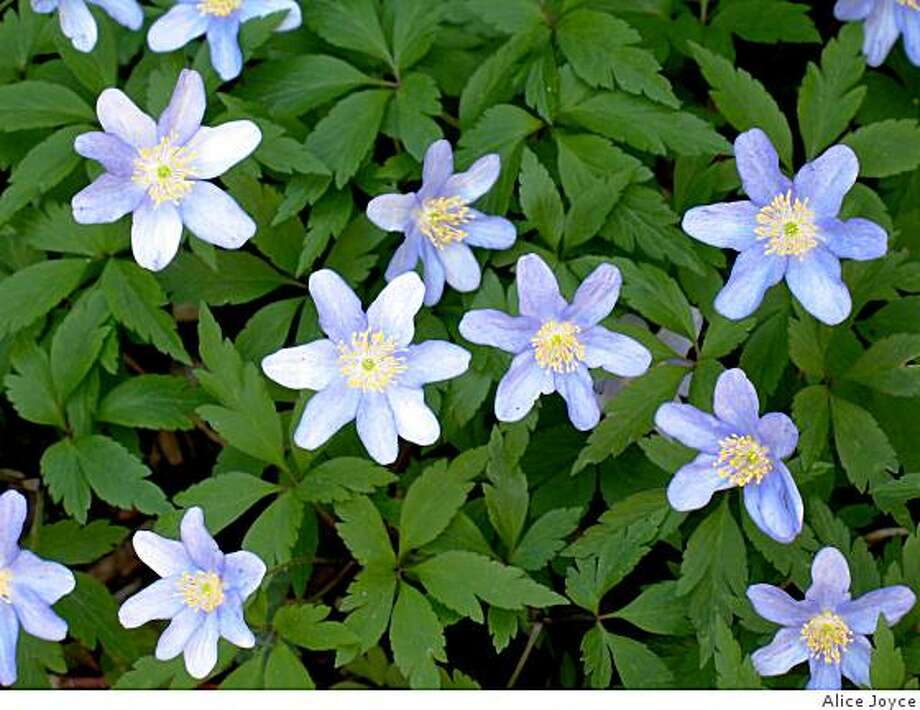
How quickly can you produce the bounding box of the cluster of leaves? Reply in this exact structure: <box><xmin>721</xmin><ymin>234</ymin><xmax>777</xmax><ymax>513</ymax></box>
<box><xmin>1</xmin><ymin>0</ymin><xmax>919</xmax><ymax>690</ymax></box>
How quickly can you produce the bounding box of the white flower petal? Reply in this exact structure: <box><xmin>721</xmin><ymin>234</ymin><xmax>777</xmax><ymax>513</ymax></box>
<box><xmin>179</xmin><ymin>181</ymin><xmax>256</xmax><ymax>249</ymax></box>
<box><xmin>131</xmin><ymin>199</ymin><xmax>183</xmax><ymax>272</ymax></box>
<box><xmin>261</xmin><ymin>340</ymin><xmax>339</xmax><ymax>391</ymax></box>
<box><xmin>96</xmin><ymin>88</ymin><xmax>157</xmax><ymax>148</ymax></box>
<box><xmin>387</xmin><ymin>386</ymin><xmax>439</xmax><ymax>446</ymax></box>
<box><xmin>187</xmin><ymin>121</ymin><xmax>261</xmax><ymax>180</ymax></box>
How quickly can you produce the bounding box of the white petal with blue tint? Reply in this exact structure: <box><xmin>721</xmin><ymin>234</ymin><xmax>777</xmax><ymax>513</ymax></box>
<box><xmin>74</xmin><ymin>132</ymin><xmax>135</xmax><ymax>177</ymax></box>
<box><xmin>743</xmin><ymin>460</ymin><xmax>803</xmax><ymax>544</ymax></box>
<box><xmin>367</xmin><ymin>193</ymin><xmax>417</xmax><ymax>232</ymax></box>
<box><xmin>862</xmin><ymin>0</ymin><xmax>900</xmax><ymax>66</ymax></box>
<box><xmin>555</xmin><ymin>366</ymin><xmax>600</xmax><ymax>431</ymax></box>
<box><xmin>147</xmin><ymin>4</ymin><xmax>209</xmax><ymax>53</ymax></box>
<box><xmin>837</xmin><ymin>585</ymin><xmax>917</xmax><ymax>634</ymax></box>
<box><xmin>734</xmin><ymin>129</ymin><xmax>791</xmax><ymax>205</ymax></box>
<box><xmin>207</xmin><ymin>20</ymin><xmax>243</xmax><ymax>81</ymax></box>
<box><xmin>180</xmin><ymin>182</ymin><xmax>256</xmax><ymax>249</ymax></box>
<box><xmin>900</xmin><ymin>6</ymin><xmax>920</xmax><ymax>64</ymax></box>
<box><xmin>356</xmin><ymin>392</ymin><xmax>398</xmax><ymax>465</ymax></box>
<box><xmin>308</xmin><ymin>270</ymin><xmax>367</xmax><ymax>342</ymax></box>
<box><xmin>218</xmin><ymin>593</ymin><xmax>255</xmax><ymax>648</ymax></box>
<box><xmin>131</xmin><ymin>199</ymin><xmax>183</xmax><ymax>272</ymax></box>
<box><xmin>261</xmin><ymin>340</ymin><xmax>339</xmax><ymax>391</ymax></box>
<box><xmin>186</xmin><ymin>121</ymin><xmax>262</xmax><ymax>180</ymax></box>
<box><xmin>666</xmin><ymin>453</ymin><xmax>735</xmax><ymax>511</ymax></box>
<box><xmin>462</xmin><ymin>211</ymin><xmax>516</xmax><ymax>249</ymax></box>
<box><xmin>385</xmin><ymin>227</ymin><xmax>421</xmax><ymax>280</ymax></box>
<box><xmin>8</xmin><ymin>551</ymin><xmax>75</xmax><ymax>605</ymax></box>
<box><xmin>183</xmin><ymin>611</ymin><xmax>220</xmax><ymax>679</ymax></box>
<box><xmin>834</xmin><ymin>0</ymin><xmax>873</xmax><ymax>21</ymax></box>
<box><xmin>387</xmin><ymin>386</ymin><xmax>440</xmax><ymax>446</ymax></box>
<box><xmin>751</xmin><ymin>627</ymin><xmax>808</xmax><ymax>676</ymax></box>
<box><xmin>516</xmin><ymin>254</ymin><xmax>565</xmax><ymax>320</ymax></box>
<box><xmin>401</xmin><ymin>341</ymin><xmax>471</xmax><ymax>387</ymax></box>
<box><xmin>155</xmin><ymin>607</ymin><xmax>201</xmax><ymax>661</ymax></box>
<box><xmin>747</xmin><ymin>584</ymin><xmax>814</xmax><ymax>626</ymax></box>
<box><xmin>58</xmin><ymin>0</ymin><xmax>97</xmax><ymax>52</ymax></box>
<box><xmin>495</xmin><ymin>351</ymin><xmax>552</xmax><ymax>423</ymax></box>
<box><xmin>757</xmin><ymin>412</ymin><xmax>798</xmax><ymax>459</ymax></box>
<box><xmin>180</xmin><ymin>508</ymin><xmax>224</xmax><ymax>572</ymax></box>
<box><xmin>9</xmin><ymin>586</ymin><xmax>67</xmax><ymax>641</ymax></box>
<box><xmin>0</xmin><ymin>604</ymin><xmax>18</xmax><ymax>686</ymax></box>
<box><xmin>419</xmin><ymin>140</ymin><xmax>453</xmax><ymax>197</ymax></box>
<box><xmin>157</xmin><ymin>69</ymin><xmax>206</xmax><ymax>145</ymax></box>
<box><xmin>133</xmin><ymin>531</ymin><xmax>194</xmax><ymax>578</ymax></box>
<box><xmin>366</xmin><ymin>272</ymin><xmax>425</xmax><ymax>347</ymax></box>
<box><xmin>458</xmin><ymin>310</ymin><xmax>538</xmax><ymax>353</ymax></box>
<box><xmin>72</xmin><ymin>174</ymin><xmax>146</xmax><ymax>224</ymax></box>
<box><xmin>443</xmin><ymin>154</ymin><xmax>501</xmax><ymax>204</ymax></box>
<box><xmin>563</xmin><ymin>262</ymin><xmax>622</xmax><ymax>326</ymax></box>
<box><xmin>419</xmin><ymin>240</ymin><xmax>446</xmax><ymax>306</ymax></box>
<box><xmin>820</xmin><ymin>217</ymin><xmax>888</xmax><ymax>261</ymax></box>
<box><xmin>793</xmin><ymin>145</ymin><xmax>858</xmax><ymax>219</ymax></box>
<box><xmin>238</xmin><ymin>0</ymin><xmax>302</xmax><ymax>30</ymax></box>
<box><xmin>96</xmin><ymin>88</ymin><xmax>157</xmax><ymax>148</ymax></box>
<box><xmin>0</xmin><ymin>491</ymin><xmax>26</xmax><ymax>567</ymax></box>
<box><xmin>439</xmin><ymin>242</ymin><xmax>481</xmax><ymax>292</ymax></box>
<box><xmin>681</xmin><ymin>201</ymin><xmax>759</xmax><ymax>251</ymax></box>
<box><xmin>786</xmin><ymin>246</ymin><xmax>851</xmax><ymax>326</ymax></box>
<box><xmin>222</xmin><ymin>551</ymin><xmax>266</xmax><ymax>598</ymax></box>
<box><xmin>581</xmin><ymin>326</ymin><xmax>652</xmax><ymax>377</ymax></box>
<box><xmin>841</xmin><ymin>634</ymin><xmax>872</xmax><ymax>687</ymax></box>
<box><xmin>714</xmin><ymin>245</ymin><xmax>787</xmax><ymax>320</ymax></box>
<box><xmin>117</xmin><ymin>576</ymin><xmax>185</xmax><ymax>628</ymax></box>
<box><xmin>654</xmin><ymin>403</ymin><xmax>732</xmax><ymax>453</ymax></box>
<box><xmin>713</xmin><ymin>368</ymin><xmax>760</xmax><ymax>432</ymax></box>
<box><xmin>86</xmin><ymin>0</ymin><xmax>143</xmax><ymax>29</ymax></box>
<box><xmin>807</xmin><ymin>657</ymin><xmax>842</xmax><ymax>690</ymax></box>
<box><xmin>806</xmin><ymin>547</ymin><xmax>852</xmax><ymax>608</ymax></box>
<box><xmin>294</xmin><ymin>381</ymin><xmax>361</xmax><ymax>450</ymax></box>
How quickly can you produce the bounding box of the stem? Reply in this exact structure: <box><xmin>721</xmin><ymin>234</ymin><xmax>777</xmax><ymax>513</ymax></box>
<box><xmin>864</xmin><ymin>527</ymin><xmax>908</xmax><ymax>546</ymax></box>
<box><xmin>506</xmin><ymin>621</ymin><xmax>543</xmax><ymax>689</ymax></box>
<box><xmin>0</xmin><ymin>0</ymin><xmax>15</xmax><ymax>14</ymax></box>
<box><xmin>700</xmin><ymin>0</ymin><xmax>709</xmax><ymax>24</ymax></box>
<box><xmin>306</xmin><ymin>561</ymin><xmax>357</xmax><ymax>603</ymax></box>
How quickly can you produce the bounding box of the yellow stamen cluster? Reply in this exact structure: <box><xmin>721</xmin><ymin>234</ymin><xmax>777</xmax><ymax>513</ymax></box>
<box><xmin>714</xmin><ymin>434</ymin><xmax>773</xmax><ymax>486</ymax></box>
<box><xmin>801</xmin><ymin>611</ymin><xmax>853</xmax><ymax>665</ymax></box>
<box><xmin>0</xmin><ymin>569</ymin><xmax>12</xmax><ymax>604</ymax></box>
<box><xmin>178</xmin><ymin>571</ymin><xmax>225</xmax><ymax>613</ymax></box>
<box><xmin>416</xmin><ymin>196</ymin><xmax>471</xmax><ymax>249</ymax></box>
<box><xmin>132</xmin><ymin>134</ymin><xmax>196</xmax><ymax>206</ymax></box>
<box><xmin>755</xmin><ymin>190</ymin><xmax>818</xmax><ymax>257</ymax></box>
<box><xmin>896</xmin><ymin>0</ymin><xmax>918</xmax><ymax>10</ymax></box>
<box><xmin>531</xmin><ymin>320</ymin><xmax>585</xmax><ymax>373</ymax></box>
<box><xmin>197</xmin><ymin>0</ymin><xmax>241</xmax><ymax>16</ymax></box>
<box><xmin>338</xmin><ymin>329</ymin><xmax>407</xmax><ymax>392</ymax></box>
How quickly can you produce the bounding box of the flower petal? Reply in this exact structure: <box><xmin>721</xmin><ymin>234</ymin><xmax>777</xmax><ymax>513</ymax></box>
<box><xmin>744</xmin><ymin>460</ymin><xmax>803</xmax><ymax>544</ymax></box>
<box><xmin>834</xmin><ymin>0</ymin><xmax>873</xmax><ymax>21</ymax></box>
<box><xmin>419</xmin><ymin>240</ymin><xmax>446</xmax><ymax>306</ymax></box>
<box><xmin>155</xmin><ymin>607</ymin><xmax>201</xmax><ymax>661</ymax></box>
<box><xmin>419</xmin><ymin>140</ymin><xmax>453</xmax><ymax>196</ymax></box>
<box><xmin>0</xmin><ymin>491</ymin><xmax>26</xmax><ymax>567</ymax></box>
<box><xmin>385</xmin><ymin>228</ymin><xmax>421</xmax><ymax>280</ymax></box>
<box><xmin>367</xmin><ymin>193</ymin><xmax>416</xmax><ymax>232</ymax></box>
<box><xmin>131</xmin><ymin>199</ymin><xmax>183</xmax><ymax>272</ymax></box>
<box><xmin>495</xmin><ymin>351</ymin><xmax>552</xmax><ymax>423</ymax></box>
<box><xmin>117</xmin><ymin>576</ymin><xmax>184</xmax><ymax>628</ymax></box>
<box><xmin>96</xmin><ymin>88</ymin><xmax>157</xmax><ymax>148</ymax></box>
<box><xmin>820</xmin><ymin>217</ymin><xmax>888</xmax><ymax>262</ymax></box>
<box><xmin>157</xmin><ymin>69</ymin><xmax>205</xmax><ymax>145</ymax></box>
<box><xmin>356</xmin><ymin>392</ymin><xmax>398</xmax><ymax>465</ymax></box>
<box><xmin>0</xmin><ymin>604</ymin><xmax>18</xmax><ymax>687</ymax></box>
<box><xmin>462</xmin><ymin>211</ymin><xmax>515</xmax><ymax>250</ymax></box>
<box><xmin>806</xmin><ymin>547</ymin><xmax>852</xmax><ymax>608</ymax></box>
<box><xmin>459</xmin><ymin>309</ymin><xmax>537</xmax><ymax>354</ymax></box>
<box><xmin>261</xmin><ymin>340</ymin><xmax>339</xmax><ymax>391</ymax></box>
<box><xmin>179</xmin><ymin>181</ymin><xmax>256</xmax><ymax>249</ymax></box>
<box><xmin>217</xmin><ymin>592</ymin><xmax>254</xmax><ymax>648</ymax></box>
<box><xmin>757</xmin><ymin>412</ymin><xmax>798</xmax><ymax>460</ymax></box>
<box><xmin>713</xmin><ymin>368</ymin><xmax>760</xmax><ymax>432</ymax></box>
<box><xmin>72</xmin><ymin>173</ymin><xmax>146</xmax><ymax>224</ymax></box>
<box><xmin>221</xmin><ymin>551</ymin><xmax>266</xmax><ymax>599</ymax></box>
<box><xmin>133</xmin><ymin>530</ymin><xmax>194</xmax><ymax>578</ymax></box>
<box><xmin>8</xmin><ymin>551</ymin><xmax>75</xmax><ymax>605</ymax></box>
<box><xmin>183</xmin><ymin>611</ymin><xmax>219</xmax><ymax>679</ymax></box>
<box><xmin>747</xmin><ymin>584</ymin><xmax>815</xmax><ymax>627</ymax></box>
<box><xmin>734</xmin><ymin>128</ymin><xmax>792</xmax><ymax>206</ymax></box>
<box><xmin>793</xmin><ymin>145</ymin><xmax>858</xmax><ymax>219</ymax></box>
<box><xmin>366</xmin><ymin>271</ymin><xmax>424</xmax><ymax>347</ymax></box>
<box><xmin>516</xmin><ymin>254</ymin><xmax>565</xmax><ymax>320</ymax></box>
<box><xmin>207</xmin><ymin>19</ymin><xmax>243</xmax><ymax>82</ymax></box>
<box><xmin>293</xmin><ymin>380</ymin><xmax>360</xmax><ymax>450</ymax></box>
<box><xmin>654</xmin><ymin>403</ymin><xmax>732</xmax><ymax>454</ymax></box>
<box><xmin>148</xmin><ymin>4</ymin><xmax>208</xmax><ymax>52</ymax></box>
<box><xmin>401</xmin><ymin>340</ymin><xmax>471</xmax><ymax>387</ymax></box>
<box><xmin>837</xmin><ymin>585</ymin><xmax>917</xmax><ymax>634</ymax></box>
<box><xmin>681</xmin><ymin>201</ymin><xmax>759</xmax><ymax>251</ymax></box>
<box><xmin>752</xmin><ymin>627</ymin><xmax>809</xmax><ymax>677</ymax></box>
<box><xmin>439</xmin><ymin>242</ymin><xmax>481</xmax><ymax>293</ymax></box>
<box><xmin>443</xmin><ymin>153</ymin><xmax>500</xmax><ymax>204</ymax></box>
<box><xmin>74</xmin><ymin>131</ymin><xmax>135</xmax><ymax>176</ymax></box>
<box><xmin>186</xmin><ymin>122</ymin><xmax>261</xmax><ymax>180</ymax></box>
<box><xmin>180</xmin><ymin>507</ymin><xmax>224</xmax><ymax>572</ymax></box>
<box><xmin>581</xmin><ymin>326</ymin><xmax>652</xmax><ymax>377</ymax></box>
<box><xmin>862</xmin><ymin>0</ymin><xmax>900</xmax><ymax>67</ymax></box>
<box><xmin>786</xmin><ymin>246</ymin><xmax>851</xmax><ymax>326</ymax></box>
<box><xmin>58</xmin><ymin>0</ymin><xmax>96</xmax><ymax>52</ymax></box>
<box><xmin>237</xmin><ymin>0</ymin><xmax>301</xmax><ymax>30</ymax></box>
<box><xmin>666</xmin><ymin>453</ymin><xmax>735</xmax><ymax>511</ymax></box>
<box><xmin>308</xmin><ymin>269</ymin><xmax>367</xmax><ymax>342</ymax></box>
<box><xmin>555</xmin><ymin>365</ymin><xmax>600</xmax><ymax>431</ymax></box>
<box><xmin>807</xmin><ymin>658</ymin><xmax>842</xmax><ymax>690</ymax></box>
<box><xmin>387</xmin><ymin>386</ymin><xmax>440</xmax><ymax>446</ymax></box>
<box><xmin>563</xmin><ymin>262</ymin><xmax>621</xmax><ymax>326</ymax></box>
<box><xmin>841</xmin><ymin>634</ymin><xmax>872</xmax><ymax>688</ymax></box>
<box><xmin>86</xmin><ymin>0</ymin><xmax>143</xmax><ymax>29</ymax></box>
<box><xmin>10</xmin><ymin>586</ymin><xmax>68</xmax><ymax>641</ymax></box>
<box><xmin>714</xmin><ymin>245</ymin><xmax>787</xmax><ymax>320</ymax></box>
<box><xmin>900</xmin><ymin>6</ymin><xmax>920</xmax><ymax>64</ymax></box>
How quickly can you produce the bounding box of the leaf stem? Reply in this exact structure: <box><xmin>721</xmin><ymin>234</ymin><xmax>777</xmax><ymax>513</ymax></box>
<box><xmin>506</xmin><ymin>621</ymin><xmax>543</xmax><ymax>688</ymax></box>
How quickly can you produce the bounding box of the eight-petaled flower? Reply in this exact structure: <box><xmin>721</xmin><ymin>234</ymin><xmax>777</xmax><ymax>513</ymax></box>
<box><xmin>835</xmin><ymin>0</ymin><xmax>919</xmax><ymax>67</ymax></box>
<box><xmin>148</xmin><ymin>0</ymin><xmax>302</xmax><ymax>81</ymax></box>
<box><xmin>261</xmin><ymin>270</ymin><xmax>471</xmax><ymax>465</ymax></box>
<box><xmin>459</xmin><ymin>254</ymin><xmax>652</xmax><ymax>431</ymax></box>
<box><xmin>118</xmin><ymin>507</ymin><xmax>266</xmax><ymax>680</ymax></box>
<box><xmin>749</xmin><ymin>546</ymin><xmax>915</xmax><ymax>689</ymax></box>
<box><xmin>31</xmin><ymin>0</ymin><xmax>143</xmax><ymax>53</ymax></box>
<box><xmin>72</xmin><ymin>69</ymin><xmax>262</xmax><ymax>272</ymax></box>
<box><xmin>0</xmin><ymin>490</ymin><xmax>76</xmax><ymax>687</ymax></box>
<box><xmin>654</xmin><ymin>367</ymin><xmax>803</xmax><ymax>543</ymax></box>
<box><xmin>366</xmin><ymin>140</ymin><xmax>517</xmax><ymax>306</ymax></box>
<box><xmin>681</xmin><ymin>128</ymin><xmax>888</xmax><ymax>325</ymax></box>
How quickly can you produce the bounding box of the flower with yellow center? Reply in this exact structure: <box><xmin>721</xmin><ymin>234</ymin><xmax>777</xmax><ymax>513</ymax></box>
<box><xmin>531</xmin><ymin>320</ymin><xmax>585</xmax><ymax>373</ymax></box>
<box><xmin>178</xmin><ymin>571</ymin><xmax>225</xmax><ymax>613</ymax></box>
<box><xmin>198</xmin><ymin>0</ymin><xmax>242</xmax><ymax>16</ymax></box>
<box><xmin>415</xmin><ymin>196</ymin><xmax>471</xmax><ymax>249</ymax></box>
<box><xmin>714</xmin><ymin>434</ymin><xmax>773</xmax><ymax>486</ymax></box>
<box><xmin>897</xmin><ymin>0</ymin><xmax>919</xmax><ymax>10</ymax></box>
<box><xmin>0</xmin><ymin>569</ymin><xmax>12</xmax><ymax>604</ymax></box>
<box><xmin>755</xmin><ymin>190</ymin><xmax>818</xmax><ymax>258</ymax></box>
<box><xmin>132</xmin><ymin>134</ymin><xmax>196</xmax><ymax>206</ymax></box>
<box><xmin>338</xmin><ymin>329</ymin><xmax>408</xmax><ymax>392</ymax></box>
<box><xmin>801</xmin><ymin>611</ymin><xmax>853</xmax><ymax>665</ymax></box>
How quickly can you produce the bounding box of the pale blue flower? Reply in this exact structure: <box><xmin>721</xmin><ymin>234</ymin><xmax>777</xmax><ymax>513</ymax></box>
<box><xmin>0</xmin><ymin>490</ymin><xmax>76</xmax><ymax>687</ymax></box>
<box><xmin>654</xmin><ymin>367</ymin><xmax>803</xmax><ymax>543</ymax></box>
<box><xmin>148</xmin><ymin>0</ymin><xmax>302</xmax><ymax>82</ymax></box>
<box><xmin>682</xmin><ymin>128</ymin><xmax>888</xmax><ymax>325</ymax></box>
<box><xmin>71</xmin><ymin>69</ymin><xmax>261</xmax><ymax>272</ymax></box>
<box><xmin>31</xmin><ymin>0</ymin><xmax>143</xmax><ymax>53</ymax></box>
<box><xmin>366</xmin><ymin>140</ymin><xmax>517</xmax><ymax>307</ymax></box>
<box><xmin>835</xmin><ymin>0</ymin><xmax>920</xmax><ymax>67</ymax></box>
<box><xmin>118</xmin><ymin>507</ymin><xmax>266</xmax><ymax>680</ymax></box>
<box><xmin>262</xmin><ymin>270</ymin><xmax>471</xmax><ymax>465</ymax></box>
<box><xmin>459</xmin><ymin>254</ymin><xmax>652</xmax><ymax>431</ymax></box>
<box><xmin>749</xmin><ymin>546</ymin><xmax>916</xmax><ymax>689</ymax></box>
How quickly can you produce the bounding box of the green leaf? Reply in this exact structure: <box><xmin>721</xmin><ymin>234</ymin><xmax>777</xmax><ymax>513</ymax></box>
<box><xmin>174</xmin><ymin>472</ymin><xmax>278</xmax><ymax>534</ymax></box>
<box><xmin>518</xmin><ymin>147</ymin><xmax>564</xmax><ymax>249</ymax></box>
<box><xmin>843</xmin><ymin>334</ymin><xmax>920</xmax><ymax>397</ymax></box>
<box><xmin>510</xmin><ymin>507</ymin><xmax>582</xmax><ymax>571</ymax></box>
<box><xmin>336</xmin><ymin>496</ymin><xmax>395</xmax><ymax>567</ymax></box>
<box><xmin>614</xmin><ymin>259</ymin><xmax>696</xmax><ymax>337</ymax></box>
<box><xmin>713</xmin><ymin>617</ymin><xmax>762</xmax><ymax>688</ymax></box>
<box><xmin>49</xmin><ymin>290</ymin><xmax>109</xmax><ymax>402</ymax></box>
<box><xmin>0</xmin><ymin>81</ymin><xmax>94</xmax><ymax>131</ymax></box>
<box><xmin>243</xmin><ymin>491</ymin><xmax>303</xmax><ymax>567</ymax></box>
<box><xmin>98</xmin><ymin>375</ymin><xmax>204</xmax><ymax>430</ymax></box>
<box><xmin>340</xmin><ymin>564</ymin><xmax>397</xmax><ymax>653</ymax></box>
<box><xmin>792</xmin><ymin>385</ymin><xmax>830</xmax><ymax>469</ymax></box>
<box><xmin>34</xmin><ymin>519</ymin><xmax>128</xmax><ymax>565</ymax></box>
<box><xmin>610</xmin><ymin>581</ymin><xmax>693</xmax><ymax>636</ymax></box>
<box><xmin>712</xmin><ymin>0</ymin><xmax>820</xmax><ymax>44</ymax></box>
<box><xmin>5</xmin><ymin>341</ymin><xmax>64</xmax><ymax>429</ymax></box>
<box><xmin>830</xmin><ymin>395</ymin><xmax>897</xmax><ymax>492</ymax></box>
<box><xmin>383</xmin><ymin>72</ymin><xmax>442</xmax><ymax>161</ymax></box>
<box><xmin>389</xmin><ymin>581</ymin><xmax>445</xmax><ymax>689</ymax></box>
<box><xmin>740</xmin><ymin>309</ymin><xmax>790</xmax><ymax>396</ymax></box>
<box><xmin>0</xmin><ymin>258</ymin><xmax>88</xmax><ymax>339</ymax></box>
<box><xmin>159</xmin><ymin>251</ymin><xmax>291</xmax><ymax>306</ymax></box>
<box><xmin>398</xmin><ymin>459</ymin><xmax>475</xmax><ymax>558</ymax></box>
<box><xmin>264</xmin><ymin>644</ymin><xmax>314</xmax><ymax>689</ymax></box>
<box><xmin>274</xmin><ymin>603</ymin><xmax>360</xmax><ymax>651</ymax></box>
<box><xmin>580</xmin><ymin>624</ymin><xmax>613</xmax><ymax>688</ymax></box>
<box><xmin>310</xmin><ymin>0</ymin><xmax>391</xmax><ymax>65</ymax></box>
<box><xmin>870</xmin><ymin>617</ymin><xmax>906</xmax><ymax>690</ymax></box>
<box><xmin>464</xmin><ymin>0</ymin><xmax>542</xmax><ymax>34</ymax></box>
<box><xmin>387</xmin><ymin>0</ymin><xmax>443</xmax><ymax>71</ymax></box>
<box><xmin>689</xmin><ymin>42</ymin><xmax>792</xmax><ymax>167</ymax></box>
<box><xmin>843</xmin><ymin>120</ymin><xmax>920</xmax><ymax>178</ymax></box>
<box><xmin>296</xmin><ymin>457</ymin><xmax>396</xmax><ymax>503</ymax></box>
<box><xmin>608</xmin><ymin>633</ymin><xmax>673</xmax><ymax>689</ymax></box>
